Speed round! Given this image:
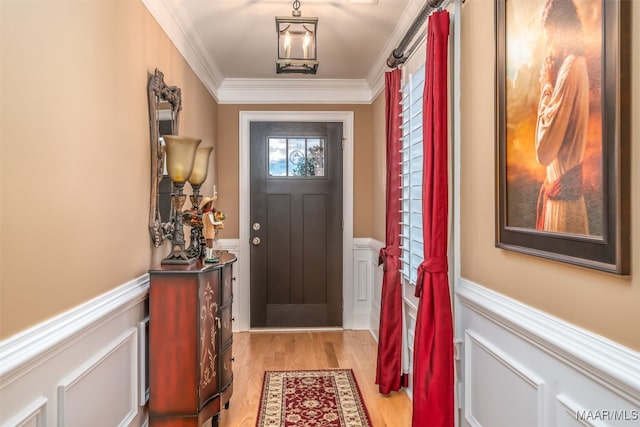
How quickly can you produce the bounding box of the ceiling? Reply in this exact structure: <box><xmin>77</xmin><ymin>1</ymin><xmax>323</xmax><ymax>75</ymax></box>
<box><xmin>143</xmin><ymin>0</ymin><xmax>427</xmax><ymax>103</ymax></box>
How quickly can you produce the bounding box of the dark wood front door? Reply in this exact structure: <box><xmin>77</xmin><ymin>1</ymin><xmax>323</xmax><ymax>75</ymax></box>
<box><xmin>250</xmin><ymin>121</ymin><xmax>343</xmax><ymax>327</ymax></box>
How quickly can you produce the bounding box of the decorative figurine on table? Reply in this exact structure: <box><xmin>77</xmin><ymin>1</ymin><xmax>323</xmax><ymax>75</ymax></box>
<box><xmin>201</xmin><ymin>196</ymin><xmax>226</xmax><ymax>263</ymax></box>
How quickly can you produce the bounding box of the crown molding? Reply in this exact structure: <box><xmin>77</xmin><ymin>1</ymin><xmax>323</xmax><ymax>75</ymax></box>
<box><xmin>216</xmin><ymin>78</ymin><xmax>372</xmax><ymax>104</ymax></box>
<box><xmin>366</xmin><ymin>0</ymin><xmax>427</xmax><ymax>99</ymax></box>
<box><xmin>141</xmin><ymin>0</ymin><xmax>223</xmax><ymax>101</ymax></box>
<box><xmin>142</xmin><ymin>0</ymin><xmax>426</xmax><ymax>104</ymax></box>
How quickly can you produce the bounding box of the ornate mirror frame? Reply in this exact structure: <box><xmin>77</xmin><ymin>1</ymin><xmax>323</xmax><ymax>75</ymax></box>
<box><xmin>148</xmin><ymin>68</ymin><xmax>182</xmax><ymax>247</ymax></box>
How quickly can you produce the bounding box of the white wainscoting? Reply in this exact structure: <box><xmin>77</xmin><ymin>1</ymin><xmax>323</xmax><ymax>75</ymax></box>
<box><xmin>216</xmin><ymin>239</ymin><xmax>241</xmax><ymax>332</ymax></box>
<box><xmin>457</xmin><ymin>278</ymin><xmax>640</xmax><ymax>427</ymax></box>
<box><xmin>353</xmin><ymin>238</ymin><xmax>382</xmax><ymax>331</ymax></box>
<box><xmin>0</xmin><ymin>238</ymin><xmax>380</xmax><ymax>427</ymax></box>
<box><xmin>368</xmin><ymin>239</ymin><xmax>384</xmax><ymax>340</ymax></box>
<box><xmin>367</xmin><ymin>263</ymin><xmax>640</xmax><ymax>424</ymax></box>
<box><xmin>0</xmin><ymin>276</ymin><xmax>150</xmax><ymax>427</ymax></box>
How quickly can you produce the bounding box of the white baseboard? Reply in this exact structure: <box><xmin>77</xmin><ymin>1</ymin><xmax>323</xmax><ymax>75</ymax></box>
<box><xmin>0</xmin><ymin>276</ymin><xmax>149</xmax><ymax>427</ymax></box>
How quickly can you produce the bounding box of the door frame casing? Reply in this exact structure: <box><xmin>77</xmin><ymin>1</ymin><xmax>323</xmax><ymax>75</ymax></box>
<box><xmin>238</xmin><ymin>111</ymin><xmax>354</xmax><ymax>331</ymax></box>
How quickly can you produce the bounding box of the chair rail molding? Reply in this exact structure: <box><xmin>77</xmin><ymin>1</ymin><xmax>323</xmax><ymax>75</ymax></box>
<box><xmin>0</xmin><ymin>275</ymin><xmax>149</xmax><ymax>384</ymax></box>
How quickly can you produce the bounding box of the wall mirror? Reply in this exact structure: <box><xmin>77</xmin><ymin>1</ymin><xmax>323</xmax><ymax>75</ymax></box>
<box><xmin>148</xmin><ymin>68</ymin><xmax>182</xmax><ymax>247</ymax></box>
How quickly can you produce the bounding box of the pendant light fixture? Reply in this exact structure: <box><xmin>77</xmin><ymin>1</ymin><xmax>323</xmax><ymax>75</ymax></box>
<box><xmin>275</xmin><ymin>0</ymin><xmax>318</xmax><ymax>74</ymax></box>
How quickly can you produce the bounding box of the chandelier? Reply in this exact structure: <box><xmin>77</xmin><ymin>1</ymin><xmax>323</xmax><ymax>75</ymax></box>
<box><xmin>275</xmin><ymin>0</ymin><xmax>318</xmax><ymax>74</ymax></box>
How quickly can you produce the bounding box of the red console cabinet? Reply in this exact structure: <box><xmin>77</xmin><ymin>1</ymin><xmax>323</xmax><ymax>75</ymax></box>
<box><xmin>149</xmin><ymin>253</ymin><xmax>236</xmax><ymax>427</ymax></box>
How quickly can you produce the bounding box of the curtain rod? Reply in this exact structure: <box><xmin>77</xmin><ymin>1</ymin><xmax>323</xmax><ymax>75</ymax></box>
<box><xmin>386</xmin><ymin>0</ymin><xmax>448</xmax><ymax>69</ymax></box>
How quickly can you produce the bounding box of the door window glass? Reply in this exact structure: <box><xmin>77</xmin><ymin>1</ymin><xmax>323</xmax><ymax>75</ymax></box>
<box><xmin>269</xmin><ymin>137</ymin><xmax>325</xmax><ymax>177</ymax></box>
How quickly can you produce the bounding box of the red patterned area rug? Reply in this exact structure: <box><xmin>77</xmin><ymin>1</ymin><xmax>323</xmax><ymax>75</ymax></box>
<box><xmin>256</xmin><ymin>369</ymin><xmax>372</xmax><ymax>427</ymax></box>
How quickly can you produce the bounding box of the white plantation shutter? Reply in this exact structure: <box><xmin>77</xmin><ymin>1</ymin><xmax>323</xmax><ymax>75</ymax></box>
<box><xmin>400</xmin><ymin>65</ymin><xmax>425</xmax><ymax>285</ymax></box>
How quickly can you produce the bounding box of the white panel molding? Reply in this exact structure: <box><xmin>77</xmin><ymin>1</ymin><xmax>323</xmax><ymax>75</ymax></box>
<box><xmin>466</xmin><ymin>330</ymin><xmax>546</xmax><ymax>390</ymax></box>
<box><xmin>368</xmin><ymin>238</ymin><xmax>384</xmax><ymax>341</ymax></box>
<box><xmin>464</xmin><ymin>330</ymin><xmax>545</xmax><ymax>427</ymax></box>
<box><xmin>216</xmin><ymin>239</ymin><xmax>242</xmax><ymax>333</ymax></box>
<box><xmin>216</xmin><ymin>238</ymin><xmax>240</xmax><ymax>254</ymax></box>
<box><xmin>239</xmin><ymin>111</ymin><xmax>354</xmax><ymax>330</ymax></box>
<box><xmin>353</xmin><ymin>238</ymin><xmax>378</xmax><ymax>330</ymax></box>
<box><xmin>138</xmin><ymin>318</ymin><xmax>150</xmax><ymax>406</ymax></box>
<box><xmin>457</xmin><ymin>278</ymin><xmax>640</xmax><ymax>407</ymax></box>
<box><xmin>356</xmin><ymin>260</ymin><xmax>368</xmax><ymax>301</ymax></box>
<box><xmin>404</xmin><ymin>303</ymin><xmax>417</xmax><ymax>401</ymax></box>
<box><xmin>57</xmin><ymin>329</ymin><xmax>138</xmax><ymax>427</ymax></box>
<box><xmin>0</xmin><ymin>275</ymin><xmax>149</xmax><ymax>386</ymax></box>
<box><xmin>404</xmin><ymin>306</ymin><xmax>417</xmax><ymax>355</ymax></box>
<box><xmin>556</xmin><ymin>394</ymin><xmax>606</xmax><ymax>427</ymax></box>
<box><xmin>0</xmin><ymin>397</ymin><xmax>47</xmax><ymax>427</ymax></box>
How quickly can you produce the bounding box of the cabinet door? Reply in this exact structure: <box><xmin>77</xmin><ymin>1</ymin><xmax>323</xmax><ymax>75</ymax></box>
<box><xmin>198</xmin><ymin>270</ymin><xmax>220</xmax><ymax>408</ymax></box>
<box><xmin>149</xmin><ymin>273</ymin><xmax>199</xmax><ymax>415</ymax></box>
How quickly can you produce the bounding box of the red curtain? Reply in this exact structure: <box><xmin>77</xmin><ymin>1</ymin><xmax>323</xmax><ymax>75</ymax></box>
<box><xmin>375</xmin><ymin>68</ymin><xmax>406</xmax><ymax>395</ymax></box>
<box><xmin>412</xmin><ymin>10</ymin><xmax>453</xmax><ymax>427</ymax></box>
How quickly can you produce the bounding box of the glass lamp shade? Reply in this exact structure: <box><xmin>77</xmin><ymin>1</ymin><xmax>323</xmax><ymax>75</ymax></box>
<box><xmin>163</xmin><ymin>135</ymin><xmax>202</xmax><ymax>183</ymax></box>
<box><xmin>188</xmin><ymin>146</ymin><xmax>214</xmax><ymax>185</ymax></box>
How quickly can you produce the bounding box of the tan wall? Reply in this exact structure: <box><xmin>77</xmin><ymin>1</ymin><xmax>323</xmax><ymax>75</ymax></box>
<box><xmin>215</xmin><ymin>104</ymin><xmax>374</xmax><ymax>239</ymax></box>
<box><xmin>371</xmin><ymin>92</ymin><xmax>387</xmax><ymax>242</ymax></box>
<box><xmin>460</xmin><ymin>0</ymin><xmax>639</xmax><ymax>350</ymax></box>
<box><xmin>0</xmin><ymin>0</ymin><xmax>218</xmax><ymax>339</ymax></box>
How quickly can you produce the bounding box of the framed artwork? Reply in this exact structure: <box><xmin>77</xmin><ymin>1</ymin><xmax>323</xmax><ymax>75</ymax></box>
<box><xmin>495</xmin><ymin>0</ymin><xmax>630</xmax><ymax>274</ymax></box>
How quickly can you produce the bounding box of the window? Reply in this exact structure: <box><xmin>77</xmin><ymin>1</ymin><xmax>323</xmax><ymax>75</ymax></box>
<box><xmin>400</xmin><ymin>65</ymin><xmax>425</xmax><ymax>285</ymax></box>
<box><xmin>268</xmin><ymin>137</ymin><xmax>325</xmax><ymax>177</ymax></box>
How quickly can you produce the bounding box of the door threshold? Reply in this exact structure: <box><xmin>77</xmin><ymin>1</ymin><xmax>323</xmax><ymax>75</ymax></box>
<box><xmin>248</xmin><ymin>327</ymin><xmax>344</xmax><ymax>333</ymax></box>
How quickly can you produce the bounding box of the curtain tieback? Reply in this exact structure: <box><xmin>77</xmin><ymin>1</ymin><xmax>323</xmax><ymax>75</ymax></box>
<box><xmin>414</xmin><ymin>256</ymin><xmax>448</xmax><ymax>297</ymax></box>
<box><xmin>378</xmin><ymin>246</ymin><xmax>401</xmax><ymax>270</ymax></box>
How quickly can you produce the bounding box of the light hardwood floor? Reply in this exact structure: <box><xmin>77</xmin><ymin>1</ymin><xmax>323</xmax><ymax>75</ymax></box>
<box><xmin>214</xmin><ymin>330</ymin><xmax>412</xmax><ymax>427</ymax></box>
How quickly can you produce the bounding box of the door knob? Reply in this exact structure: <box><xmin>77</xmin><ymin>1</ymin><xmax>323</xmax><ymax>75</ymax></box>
<box><xmin>252</xmin><ymin>236</ymin><xmax>261</xmax><ymax>245</ymax></box>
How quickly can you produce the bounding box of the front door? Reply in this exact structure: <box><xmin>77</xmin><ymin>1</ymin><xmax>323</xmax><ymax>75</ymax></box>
<box><xmin>250</xmin><ymin>121</ymin><xmax>343</xmax><ymax>327</ymax></box>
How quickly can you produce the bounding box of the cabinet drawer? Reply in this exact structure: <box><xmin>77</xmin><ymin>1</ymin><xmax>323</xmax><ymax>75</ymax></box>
<box><xmin>220</xmin><ymin>306</ymin><xmax>233</xmax><ymax>346</ymax></box>
<box><xmin>221</xmin><ymin>264</ymin><xmax>233</xmax><ymax>305</ymax></box>
<box><xmin>221</xmin><ymin>346</ymin><xmax>233</xmax><ymax>389</ymax></box>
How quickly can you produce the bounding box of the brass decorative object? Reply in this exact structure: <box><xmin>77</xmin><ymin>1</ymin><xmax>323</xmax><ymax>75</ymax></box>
<box><xmin>162</xmin><ymin>135</ymin><xmax>202</xmax><ymax>264</ymax></box>
<box><xmin>185</xmin><ymin>146</ymin><xmax>214</xmax><ymax>259</ymax></box>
